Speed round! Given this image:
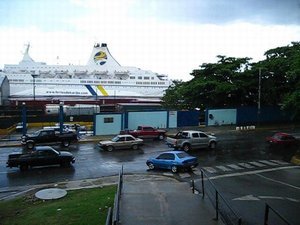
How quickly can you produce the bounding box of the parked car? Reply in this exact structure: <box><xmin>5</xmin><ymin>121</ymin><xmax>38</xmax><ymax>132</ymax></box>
<box><xmin>98</xmin><ymin>134</ymin><xmax>144</xmax><ymax>151</ymax></box>
<box><xmin>120</xmin><ymin>125</ymin><xmax>167</xmax><ymax>140</ymax></box>
<box><xmin>6</xmin><ymin>146</ymin><xmax>75</xmax><ymax>171</ymax></box>
<box><xmin>146</xmin><ymin>151</ymin><xmax>198</xmax><ymax>173</ymax></box>
<box><xmin>21</xmin><ymin>129</ymin><xmax>78</xmax><ymax>149</ymax></box>
<box><xmin>266</xmin><ymin>132</ymin><xmax>299</xmax><ymax>147</ymax></box>
<box><xmin>166</xmin><ymin>130</ymin><xmax>217</xmax><ymax>152</ymax></box>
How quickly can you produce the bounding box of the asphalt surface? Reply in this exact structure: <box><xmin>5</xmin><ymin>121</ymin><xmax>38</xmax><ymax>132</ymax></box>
<box><xmin>1</xmin><ymin>125</ymin><xmax>300</xmax><ymax>225</ymax></box>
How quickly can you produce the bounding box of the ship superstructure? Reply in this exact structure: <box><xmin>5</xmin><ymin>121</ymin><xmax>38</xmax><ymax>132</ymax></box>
<box><xmin>1</xmin><ymin>43</ymin><xmax>172</xmax><ymax>99</ymax></box>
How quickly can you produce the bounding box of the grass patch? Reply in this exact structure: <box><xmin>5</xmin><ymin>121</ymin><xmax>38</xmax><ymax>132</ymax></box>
<box><xmin>0</xmin><ymin>185</ymin><xmax>116</xmax><ymax>225</ymax></box>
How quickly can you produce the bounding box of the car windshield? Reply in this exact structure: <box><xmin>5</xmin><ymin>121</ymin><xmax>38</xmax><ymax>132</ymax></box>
<box><xmin>112</xmin><ymin>136</ymin><xmax>119</xmax><ymax>142</ymax></box>
<box><xmin>176</xmin><ymin>152</ymin><xmax>190</xmax><ymax>159</ymax></box>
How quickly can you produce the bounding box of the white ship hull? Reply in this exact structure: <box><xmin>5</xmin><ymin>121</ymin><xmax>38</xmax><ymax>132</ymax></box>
<box><xmin>8</xmin><ymin>77</ymin><xmax>167</xmax><ymax>98</ymax></box>
<box><xmin>2</xmin><ymin>43</ymin><xmax>172</xmax><ymax>99</ymax></box>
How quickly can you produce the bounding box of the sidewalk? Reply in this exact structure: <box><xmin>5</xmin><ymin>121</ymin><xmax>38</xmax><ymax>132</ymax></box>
<box><xmin>119</xmin><ymin>175</ymin><xmax>225</xmax><ymax>225</ymax></box>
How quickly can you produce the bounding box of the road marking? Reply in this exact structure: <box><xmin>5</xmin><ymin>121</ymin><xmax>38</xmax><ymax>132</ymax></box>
<box><xmin>162</xmin><ymin>172</ymin><xmax>173</xmax><ymax>177</ymax></box>
<box><xmin>193</xmin><ymin>168</ymin><xmax>202</xmax><ymax>175</ymax></box>
<box><xmin>259</xmin><ymin>160</ymin><xmax>279</xmax><ymax>166</ymax></box>
<box><xmin>259</xmin><ymin>196</ymin><xmax>284</xmax><ymax>200</ymax></box>
<box><xmin>286</xmin><ymin>197</ymin><xmax>300</xmax><ymax>203</ymax></box>
<box><xmin>233</xmin><ymin>195</ymin><xmax>260</xmax><ymax>201</ymax></box>
<box><xmin>248</xmin><ymin>161</ymin><xmax>267</xmax><ymax>167</ymax></box>
<box><xmin>210</xmin><ymin>165</ymin><xmax>300</xmax><ymax>180</ymax></box>
<box><xmin>238</xmin><ymin>163</ymin><xmax>255</xmax><ymax>169</ymax></box>
<box><xmin>256</xmin><ymin>173</ymin><xmax>300</xmax><ymax>191</ymax></box>
<box><xmin>233</xmin><ymin>195</ymin><xmax>299</xmax><ymax>202</ymax></box>
<box><xmin>226</xmin><ymin>164</ymin><xmax>243</xmax><ymax>170</ymax></box>
<box><xmin>202</xmin><ymin>167</ymin><xmax>217</xmax><ymax>174</ymax></box>
<box><xmin>216</xmin><ymin>166</ymin><xmax>232</xmax><ymax>172</ymax></box>
<box><xmin>270</xmin><ymin>160</ymin><xmax>290</xmax><ymax>165</ymax></box>
<box><xmin>178</xmin><ymin>173</ymin><xmax>191</xmax><ymax>179</ymax></box>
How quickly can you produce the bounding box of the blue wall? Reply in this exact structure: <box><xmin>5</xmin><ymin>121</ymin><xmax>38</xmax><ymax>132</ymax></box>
<box><xmin>206</xmin><ymin>109</ymin><xmax>237</xmax><ymax>126</ymax></box>
<box><xmin>127</xmin><ymin>111</ymin><xmax>168</xmax><ymax>129</ymax></box>
<box><xmin>95</xmin><ymin>113</ymin><xmax>123</xmax><ymax>135</ymax></box>
<box><xmin>236</xmin><ymin>106</ymin><xmax>291</xmax><ymax>125</ymax></box>
<box><xmin>168</xmin><ymin>111</ymin><xmax>177</xmax><ymax>128</ymax></box>
<box><xmin>177</xmin><ymin>111</ymin><xmax>200</xmax><ymax>127</ymax></box>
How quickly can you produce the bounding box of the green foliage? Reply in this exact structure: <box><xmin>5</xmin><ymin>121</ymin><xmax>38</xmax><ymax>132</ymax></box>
<box><xmin>162</xmin><ymin>42</ymin><xmax>300</xmax><ymax>120</ymax></box>
<box><xmin>0</xmin><ymin>186</ymin><xmax>116</xmax><ymax>225</ymax></box>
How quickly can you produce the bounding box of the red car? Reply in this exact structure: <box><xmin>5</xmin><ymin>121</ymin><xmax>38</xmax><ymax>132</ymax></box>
<box><xmin>266</xmin><ymin>132</ymin><xmax>298</xmax><ymax>147</ymax></box>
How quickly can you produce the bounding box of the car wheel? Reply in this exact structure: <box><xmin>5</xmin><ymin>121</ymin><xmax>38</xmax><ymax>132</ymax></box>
<box><xmin>20</xmin><ymin>164</ymin><xmax>28</xmax><ymax>171</ymax></box>
<box><xmin>107</xmin><ymin>146</ymin><xmax>114</xmax><ymax>152</ymax></box>
<box><xmin>62</xmin><ymin>140</ymin><xmax>70</xmax><ymax>147</ymax></box>
<box><xmin>209</xmin><ymin>141</ymin><xmax>216</xmax><ymax>149</ymax></box>
<box><xmin>132</xmin><ymin>144</ymin><xmax>138</xmax><ymax>150</ymax></box>
<box><xmin>26</xmin><ymin>142</ymin><xmax>35</xmax><ymax>149</ymax></box>
<box><xmin>171</xmin><ymin>165</ymin><xmax>178</xmax><ymax>173</ymax></box>
<box><xmin>147</xmin><ymin>162</ymin><xmax>155</xmax><ymax>170</ymax></box>
<box><xmin>182</xmin><ymin>144</ymin><xmax>191</xmax><ymax>152</ymax></box>
<box><xmin>158</xmin><ymin>133</ymin><xmax>165</xmax><ymax>140</ymax></box>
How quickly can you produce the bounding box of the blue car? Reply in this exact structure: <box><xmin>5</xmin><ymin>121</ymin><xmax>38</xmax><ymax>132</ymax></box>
<box><xmin>146</xmin><ymin>151</ymin><xmax>198</xmax><ymax>173</ymax></box>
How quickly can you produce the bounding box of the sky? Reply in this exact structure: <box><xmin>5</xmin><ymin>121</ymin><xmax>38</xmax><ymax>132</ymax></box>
<box><xmin>0</xmin><ymin>0</ymin><xmax>299</xmax><ymax>81</ymax></box>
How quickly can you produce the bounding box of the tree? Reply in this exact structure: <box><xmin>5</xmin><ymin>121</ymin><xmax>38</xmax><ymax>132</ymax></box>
<box><xmin>162</xmin><ymin>42</ymin><xmax>300</xmax><ymax>121</ymax></box>
<box><xmin>162</xmin><ymin>56</ymin><xmax>254</xmax><ymax>110</ymax></box>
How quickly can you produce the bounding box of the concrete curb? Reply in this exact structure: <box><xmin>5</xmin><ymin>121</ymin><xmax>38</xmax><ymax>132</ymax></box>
<box><xmin>0</xmin><ymin>173</ymin><xmax>180</xmax><ymax>201</ymax></box>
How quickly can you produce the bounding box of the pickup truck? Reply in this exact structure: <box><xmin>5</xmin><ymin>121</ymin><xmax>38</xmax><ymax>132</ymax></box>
<box><xmin>120</xmin><ymin>126</ymin><xmax>167</xmax><ymax>140</ymax></box>
<box><xmin>7</xmin><ymin>146</ymin><xmax>75</xmax><ymax>171</ymax></box>
<box><xmin>21</xmin><ymin>129</ymin><xmax>78</xmax><ymax>149</ymax></box>
<box><xmin>166</xmin><ymin>130</ymin><xmax>217</xmax><ymax>152</ymax></box>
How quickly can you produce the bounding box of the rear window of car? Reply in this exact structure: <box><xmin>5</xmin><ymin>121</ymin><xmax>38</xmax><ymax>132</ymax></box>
<box><xmin>176</xmin><ymin>152</ymin><xmax>189</xmax><ymax>159</ymax></box>
<box><xmin>192</xmin><ymin>133</ymin><xmax>199</xmax><ymax>138</ymax></box>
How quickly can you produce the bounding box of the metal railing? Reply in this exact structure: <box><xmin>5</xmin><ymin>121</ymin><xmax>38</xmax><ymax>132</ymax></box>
<box><xmin>105</xmin><ymin>207</ymin><xmax>112</xmax><ymax>225</ymax></box>
<box><xmin>198</xmin><ymin>168</ymin><xmax>242</xmax><ymax>225</ymax></box>
<box><xmin>112</xmin><ymin>166</ymin><xmax>123</xmax><ymax>225</ymax></box>
<box><xmin>264</xmin><ymin>203</ymin><xmax>292</xmax><ymax>225</ymax></box>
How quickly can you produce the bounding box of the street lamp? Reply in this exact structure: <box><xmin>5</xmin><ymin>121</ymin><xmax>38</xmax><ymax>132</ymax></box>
<box><xmin>31</xmin><ymin>74</ymin><xmax>38</xmax><ymax>101</ymax></box>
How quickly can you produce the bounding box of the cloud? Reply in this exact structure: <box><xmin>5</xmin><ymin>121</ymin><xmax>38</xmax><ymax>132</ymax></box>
<box><xmin>0</xmin><ymin>0</ymin><xmax>299</xmax><ymax>82</ymax></box>
<box><xmin>130</xmin><ymin>0</ymin><xmax>300</xmax><ymax>25</ymax></box>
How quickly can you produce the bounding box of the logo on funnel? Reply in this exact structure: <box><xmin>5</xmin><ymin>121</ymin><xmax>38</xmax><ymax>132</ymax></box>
<box><xmin>94</xmin><ymin>51</ymin><xmax>107</xmax><ymax>65</ymax></box>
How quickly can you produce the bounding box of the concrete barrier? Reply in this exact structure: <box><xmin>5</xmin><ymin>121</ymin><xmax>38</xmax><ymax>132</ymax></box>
<box><xmin>236</xmin><ymin>125</ymin><xmax>255</xmax><ymax>131</ymax></box>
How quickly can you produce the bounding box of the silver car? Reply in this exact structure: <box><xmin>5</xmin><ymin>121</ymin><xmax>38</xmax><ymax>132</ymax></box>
<box><xmin>98</xmin><ymin>134</ymin><xmax>144</xmax><ymax>151</ymax></box>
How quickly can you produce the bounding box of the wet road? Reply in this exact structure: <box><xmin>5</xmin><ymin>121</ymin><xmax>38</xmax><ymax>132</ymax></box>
<box><xmin>1</xmin><ymin>129</ymin><xmax>299</xmax><ymax>189</ymax></box>
<box><xmin>1</xmin><ymin>128</ymin><xmax>300</xmax><ymax>224</ymax></box>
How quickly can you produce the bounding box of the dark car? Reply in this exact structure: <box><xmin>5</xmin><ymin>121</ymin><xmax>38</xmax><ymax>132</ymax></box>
<box><xmin>7</xmin><ymin>146</ymin><xmax>75</xmax><ymax>171</ymax></box>
<box><xmin>266</xmin><ymin>132</ymin><xmax>299</xmax><ymax>147</ymax></box>
<box><xmin>146</xmin><ymin>151</ymin><xmax>198</xmax><ymax>173</ymax></box>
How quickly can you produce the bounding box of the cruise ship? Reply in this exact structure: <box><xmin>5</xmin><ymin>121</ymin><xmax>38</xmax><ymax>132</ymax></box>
<box><xmin>1</xmin><ymin>43</ymin><xmax>172</xmax><ymax>99</ymax></box>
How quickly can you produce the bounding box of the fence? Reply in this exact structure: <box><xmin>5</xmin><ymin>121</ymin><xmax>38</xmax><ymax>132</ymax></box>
<box><xmin>198</xmin><ymin>169</ymin><xmax>242</xmax><ymax>225</ymax></box>
<box><xmin>105</xmin><ymin>166</ymin><xmax>123</xmax><ymax>225</ymax></box>
<box><xmin>264</xmin><ymin>203</ymin><xmax>292</xmax><ymax>225</ymax></box>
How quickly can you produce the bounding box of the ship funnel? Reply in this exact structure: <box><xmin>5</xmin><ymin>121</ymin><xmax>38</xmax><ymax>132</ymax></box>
<box><xmin>87</xmin><ymin>43</ymin><xmax>121</xmax><ymax>70</ymax></box>
<box><xmin>19</xmin><ymin>43</ymin><xmax>35</xmax><ymax>64</ymax></box>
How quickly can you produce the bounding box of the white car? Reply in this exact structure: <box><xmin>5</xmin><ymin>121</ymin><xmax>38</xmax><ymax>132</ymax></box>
<box><xmin>98</xmin><ymin>134</ymin><xmax>144</xmax><ymax>151</ymax></box>
<box><xmin>16</xmin><ymin>122</ymin><xmax>28</xmax><ymax>132</ymax></box>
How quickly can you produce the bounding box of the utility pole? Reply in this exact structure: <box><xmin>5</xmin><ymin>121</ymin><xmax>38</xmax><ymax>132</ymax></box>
<box><xmin>258</xmin><ymin>68</ymin><xmax>262</xmax><ymax>125</ymax></box>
